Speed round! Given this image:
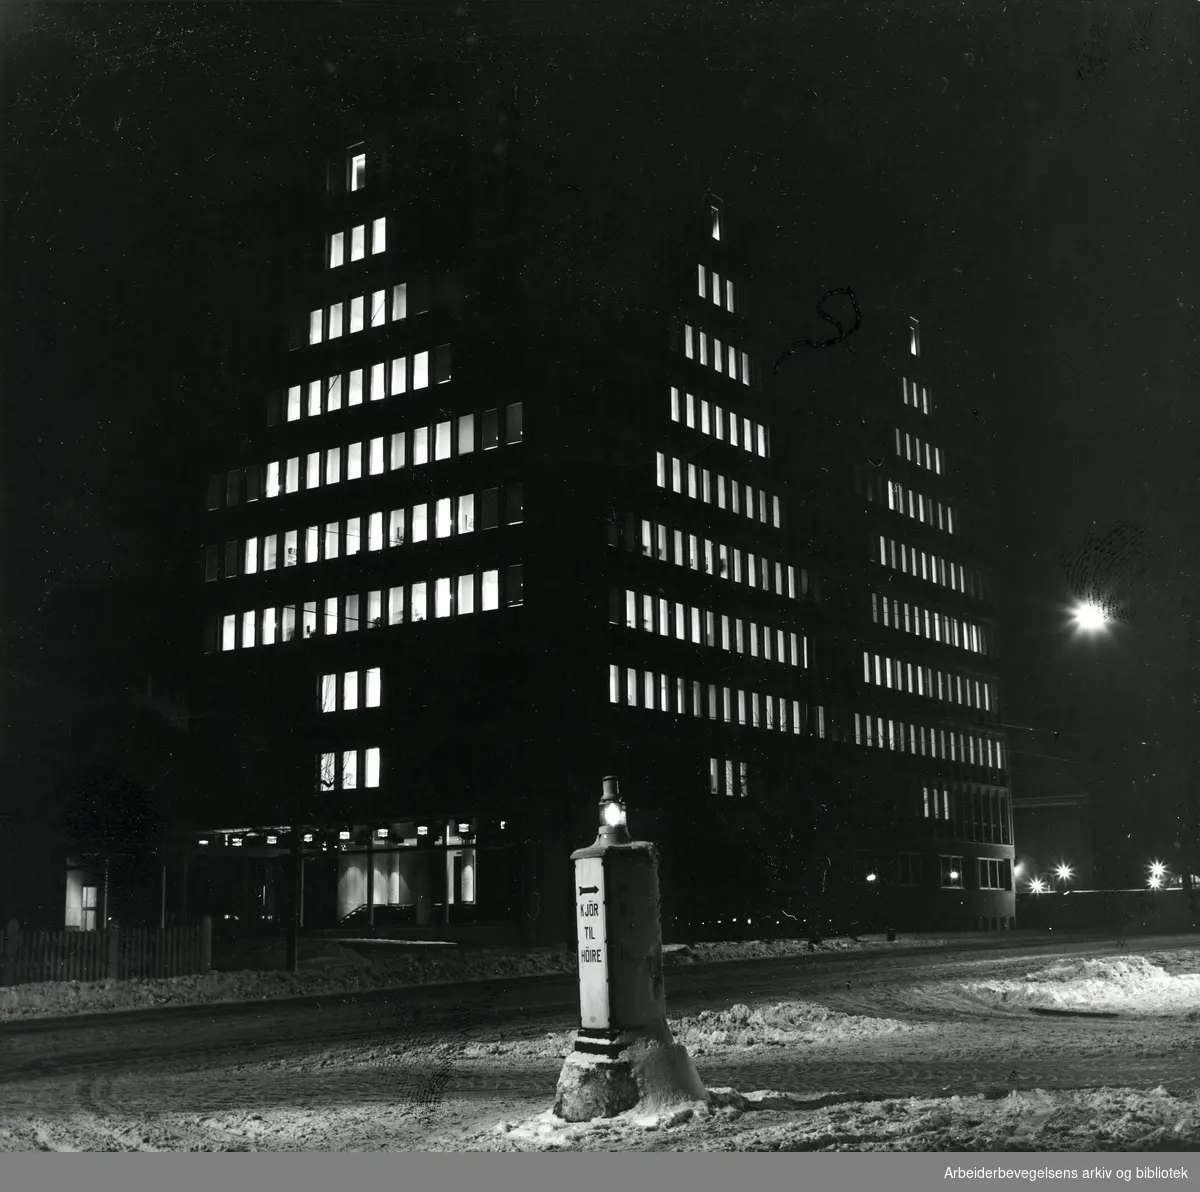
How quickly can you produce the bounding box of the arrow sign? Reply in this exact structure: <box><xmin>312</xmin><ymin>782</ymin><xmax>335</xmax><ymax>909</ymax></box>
<box><xmin>578</xmin><ymin>885</ymin><xmax>599</xmax><ymax>895</ymax></box>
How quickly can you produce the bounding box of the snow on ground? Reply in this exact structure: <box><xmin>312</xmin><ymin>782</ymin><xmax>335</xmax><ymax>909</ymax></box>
<box><xmin>480</xmin><ymin>1086</ymin><xmax>1200</xmax><ymax>1152</ymax></box>
<box><xmin>457</xmin><ymin>999</ymin><xmax>915</xmax><ymax>1063</ymax></box>
<box><xmin>0</xmin><ymin>933</ymin><xmax>952</xmax><ymax>1022</ymax></box>
<box><xmin>960</xmin><ymin>955</ymin><xmax>1200</xmax><ymax>1017</ymax></box>
<box><xmin>5</xmin><ymin>946</ymin><xmax>1198</xmax><ymax>1152</ymax></box>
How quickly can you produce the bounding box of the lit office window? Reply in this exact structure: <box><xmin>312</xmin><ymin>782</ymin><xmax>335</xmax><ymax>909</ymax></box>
<box><xmin>711</xmin><ymin>271</ymin><xmax>720</xmax><ymax>306</ymax></box>
<box><xmin>324</xmin><ymin>523</ymin><xmax>339</xmax><ymax>560</ymax></box>
<box><xmin>436</xmin><ymin>498</ymin><xmax>452</xmax><ymax>539</ymax></box>
<box><xmin>345</xmin><ymin>593</ymin><xmax>359</xmax><ymax>633</ymax></box>
<box><xmin>371</xmin><ymin>290</ymin><xmax>386</xmax><ymax>328</ymax></box>
<box><xmin>412</xmin><ymin>503</ymin><xmax>428</xmax><ymax>543</ymax></box>
<box><xmin>347</xmin><ymin>442</ymin><xmax>362</xmax><ymax>480</ymax></box>
<box><xmin>345</xmin><ymin>516</ymin><xmax>361</xmax><ymax>556</ymax></box>
<box><xmin>656</xmin><ymin>452</ymin><xmax>666</xmax><ymax>488</ymax></box>
<box><xmin>351</xmin><ymin>224</ymin><xmax>365</xmax><ymax>261</ymax></box>
<box><xmin>410</xmin><ymin>582</ymin><xmax>428</xmax><ymax>623</ymax></box>
<box><xmin>369</xmin><ymin>437</ymin><xmax>384</xmax><ymax>475</ymax></box>
<box><xmin>392</xmin><ymin>282</ymin><xmax>407</xmax><ymax>321</ymax></box>
<box><xmin>726</xmin><ymin>279</ymin><xmax>734</xmax><ymax>312</ymax></box>
<box><xmin>389</xmin><ymin>432</ymin><xmax>406</xmax><ymax>471</ymax></box>
<box><xmin>458</xmin><ymin>574</ymin><xmax>475</xmax><ymax>615</ymax></box>
<box><xmin>711</xmin><ymin>205</ymin><xmax>721</xmax><ymax>240</ymax></box>
<box><xmin>350</xmin><ymin>296</ymin><xmax>364</xmax><ymax>334</ymax></box>
<box><xmin>413</xmin><ymin>351</ymin><xmax>429</xmax><ymax>389</ymax></box>
<box><xmin>326</xmin><ymin>446</ymin><xmax>341</xmax><ymax>485</ymax></box>
<box><xmin>741</xmin><ymin>352</ymin><xmax>750</xmax><ymax>385</ymax></box>
<box><xmin>240</xmin><ymin>610</ymin><xmax>255</xmax><ymax>648</ymax></box>
<box><xmin>368</xmin><ymin>511</ymin><xmax>383</xmax><ymax>552</ymax></box>
<box><xmin>328</xmin><ymin>303</ymin><xmax>343</xmax><ymax>340</ymax></box>
<box><xmin>343</xmin><ymin>671</ymin><xmax>358</xmax><ymax>711</ymax></box>
<box><xmin>262</xmin><ymin>606</ymin><xmax>277</xmax><ymax>645</ymax></box>
<box><xmin>482</xmin><ymin>569</ymin><xmax>499</xmax><ymax>611</ymax></box>
<box><xmin>319</xmin><ymin>753</ymin><xmax>336</xmax><ymax>790</ymax></box>
<box><xmin>306</xmin><ymin>452</ymin><xmax>321</xmax><ymax>490</ymax></box>
<box><xmin>435</xmin><ymin>421</ymin><xmax>452</xmax><ymax>461</ymax></box>
<box><xmin>243</xmin><ymin>537</ymin><xmax>258</xmax><ymax>575</ymax></box>
<box><xmin>329</xmin><ymin>232</ymin><xmax>344</xmax><ymax>269</ymax></box>
<box><xmin>308</xmin><ymin>381</ymin><xmax>322</xmax><ymax>417</ymax></box>
<box><xmin>697</xmin><ymin>264</ymin><xmax>706</xmax><ymax>298</ymax></box>
<box><xmin>309</xmin><ymin>309</ymin><xmax>322</xmax><ymax>346</ymax></box>
<box><xmin>305</xmin><ymin>525</ymin><xmax>319</xmax><ymax>563</ymax></box>
<box><xmin>324</xmin><ymin>597</ymin><xmax>338</xmax><ymax>636</ymax></box>
<box><xmin>348</xmin><ymin>368</ymin><xmax>363</xmax><ymax>405</ymax></box>
<box><xmin>365</xmin><ymin>747</ymin><xmax>380</xmax><ymax>788</ymax></box>
<box><xmin>909</xmin><ymin>316</ymin><xmax>920</xmax><ymax>357</ymax></box>
<box><xmin>389</xmin><ymin>357</ymin><xmax>406</xmax><ymax>397</ymax></box>
<box><xmin>372</xmin><ymin>217</ymin><xmax>386</xmax><ymax>254</ymax></box>
<box><xmin>302</xmin><ymin>601</ymin><xmax>317</xmax><ymax>639</ymax></box>
<box><xmin>266</xmin><ymin>460</ymin><xmax>281</xmax><ymax>498</ymax></box>
<box><xmin>457</xmin><ymin>493</ymin><xmax>475</xmax><ymax>535</ymax></box>
<box><xmin>610</xmin><ymin>665</ymin><xmax>620</xmax><ymax>705</ymax></box>
<box><xmin>684</xmin><ymin>324</ymin><xmax>694</xmax><ymax>359</ymax></box>
<box><xmin>435</xmin><ymin>577</ymin><xmax>452</xmax><ymax>618</ymax></box>
<box><xmin>700</xmin><ymin>332</ymin><xmax>709</xmax><ymax>367</ymax></box>
<box><xmin>342</xmin><ymin>751</ymin><xmax>358</xmax><ymax>790</ymax></box>
<box><xmin>458</xmin><ymin>414</ymin><xmax>475</xmax><ymax>455</ymax></box>
<box><xmin>327</xmin><ymin>374</ymin><xmax>342</xmax><ymax>411</ymax></box>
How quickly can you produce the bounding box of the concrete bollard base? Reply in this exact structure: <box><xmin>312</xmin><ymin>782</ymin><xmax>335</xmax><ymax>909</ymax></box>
<box><xmin>554</xmin><ymin>1038</ymin><xmax>709</xmax><ymax>1123</ymax></box>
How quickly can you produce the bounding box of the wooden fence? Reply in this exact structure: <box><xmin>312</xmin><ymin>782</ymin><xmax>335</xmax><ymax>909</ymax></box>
<box><xmin>1</xmin><ymin>917</ymin><xmax>212</xmax><ymax>986</ymax></box>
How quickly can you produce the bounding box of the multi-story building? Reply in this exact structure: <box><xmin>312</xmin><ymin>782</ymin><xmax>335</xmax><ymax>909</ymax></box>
<box><xmin>183</xmin><ymin>113</ymin><xmax>1013</xmax><ymax>944</ymax></box>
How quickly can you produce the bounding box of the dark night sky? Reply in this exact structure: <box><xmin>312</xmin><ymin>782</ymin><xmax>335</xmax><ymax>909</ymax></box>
<box><xmin>3</xmin><ymin>1</ymin><xmax>1197</xmax><ymax>880</ymax></box>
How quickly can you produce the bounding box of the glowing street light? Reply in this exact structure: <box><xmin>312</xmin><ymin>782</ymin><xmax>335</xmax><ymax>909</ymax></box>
<box><xmin>1149</xmin><ymin>861</ymin><xmax>1166</xmax><ymax>879</ymax></box>
<box><xmin>1029</xmin><ymin>877</ymin><xmax>1047</xmax><ymax>894</ymax></box>
<box><xmin>1071</xmin><ymin>601</ymin><xmax>1109</xmax><ymax>633</ymax></box>
<box><xmin>1149</xmin><ymin>874</ymin><xmax>1163</xmax><ymax>890</ymax></box>
<box><xmin>1055</xmin><ymin>863</ymin><xmax>1074</xmax><ymax>883</ymax></box>
<box><xmin>866</xmin><ymin>872</ymin><xmax>878</xmax><ymax>883</ymax></box>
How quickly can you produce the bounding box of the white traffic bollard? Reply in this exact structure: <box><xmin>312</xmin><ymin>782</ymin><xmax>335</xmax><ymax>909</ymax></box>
<box><xmin>554</xmin><ymin>777</ymin><xmax>708</xmax><ymax>1121</ymax></box>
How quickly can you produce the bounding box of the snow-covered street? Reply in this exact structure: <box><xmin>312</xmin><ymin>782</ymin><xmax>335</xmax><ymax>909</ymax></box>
<box><xmin>1</xmin><ymin>937</ymin><xmax>1198</xmax><ymax>1151</ymax></box>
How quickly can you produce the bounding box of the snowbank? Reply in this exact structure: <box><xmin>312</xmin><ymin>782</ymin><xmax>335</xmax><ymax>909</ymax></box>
<box><xmin>460</xmin><ymin>999</ymin><xmax>913</xmax><ymax>1062</ymax></box>
<box><xmin>486</xmin><ymin>1086</ymin><xmax>1200</xmax><ymax>1152</ymax></box>
<box><xmin>0</xmin><ymin>934</ymin><xmax>947</xmax><ymax>1023</ymax></box>
<box><xmin>961</xmin><ymin>956</ymin><xmax>1200</xmax><ymax>1017</ymax></box>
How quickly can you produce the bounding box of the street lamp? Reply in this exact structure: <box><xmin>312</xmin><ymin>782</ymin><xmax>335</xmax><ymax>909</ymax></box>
<box><xmin>1148</xmin><ymin>860</ymin><xmax>1167</xmax><ymax>889</ymax></box>
<box><xmin>1069</xmin><ymin>600</ymin><xmax>1111</xmax><ymax>635</ymax></box>
<box><xmin>596</xmin><ymin>775</ymin><xmax>631</xmax><ymax>845</ymax></box>
<box><xmin>1055</xmin><ymin>863</ymin><xmax>1074</xmax><ymax>888</ymax></box>
<box><xmin>1029</xmin><ymin>877</ymin><xmax>1047</xmax><ymax>894</ymax></box>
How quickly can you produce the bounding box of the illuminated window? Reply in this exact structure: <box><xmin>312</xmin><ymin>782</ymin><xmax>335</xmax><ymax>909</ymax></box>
<box><xmin>365</xmin><ymin>747</ymin><xmax>380</xmax><ymax>788</ymax></box>
<box><xmin>368</xmin><ymin>511</ymin><xmax>383</xmax><ymax>552</ymax></box>
<box><xmin>319</xmin><ymin>753</ymin><xmax>336</xmax><ymax>790</ymax></box>
<box><xmin>347</xmin><ymin>442</ymin><xmax>362</xmax><ymax>480</ymax></box>
<box><xmin>388</xmin><ymin>511</ymin><xmax>408</xmax><ymax>549</ymax></box>
<box><xmin>344</xmin><ymin>516</ymin><xmax>360</xmax><ymax>556</ymax></box>
<box><xmin>304</xmin><ymin>525</ymin><xmax>319</xmax><ymax>563</ymax></box>
<box><xmin>457</xmin><ymin>574</ymin><xmax>475</xmax><ymax>615</ymax></box>
<box><xmin>451</xmin><ymin>415</ymin><xmax>474</xmax><ymax>458</ymax></box>
<box><xmin>348</xmin><ymin>368</ymin><xmax>363</xmax><ymax>405</ymax></box>
<box><xmin>412</xmin><ymin>426</ymin><xmax>429</xmax><ymax>466</ymax></box>
<box><xmin>326</xmin><ymin>446</ymin><xmax>341</xmax><ymax>485</ymax></box>
<box><xmin>324</xmin><ymin>523</ymin><xmax>339</xmax><ymax>560</ymax></box>
<box><xmin>711</xmin><ymin>205</ymin><xmax>721</xmax><ymax>240</ymax></box>
<box><xmin>435</xmin><ymin>421</ymin><xmax>451</xmax><ymax>461</ymax></box>
<box><xmin>700</xmin><ymin>332</ymin><xmax>709</xmax><ymax>367</ymax></box>
<box><xmin>342</xmin><ymin>751</ymin><xmax>358</xmax><ymax>790</ymax></box>
<box><xmin>371</xmin><ymin>217</ymin><xmax>386</xmax><ymax>254</ymax></box>
<box><xmin>411</xmin><ymin>582</ymin><xmax>428</xmax><ymax>623</ymax></box>
<box><xmin>350</xmin><ymin>296</ymin><xmax>364</xmax><ymax>334</ymax></box>
<box><xmin>266</xmin><ymin>460</ymin><xmax>281</xmax><ymax>498</ymax></box>
<box><xmin>611</xmin><ymin>665</ymin><xmax>621</xmax><ymax>705</ymax></box>
<box><xmin>741</xmin><ymin>352</ymin><xmax>750</xmax><ymax>385</ymax></box>
<box><xmin>909</xmin><ymin>316</ymin><xmax>920</xmax><ymax>357</ymax></box>
<box><xmin>412</xmin><ymin>503</ymin><xmax>428</xmax><ymax>543</ymax></box>
<box><xmin>369</xmin><ymin>437</ymin><xmax>384</xmax><ymax>475</ymax></box>
<box><xmin>413</xmin><ymin>351</ymin><xmax>429</xmax><ymax>389</ymax></box>
<box><xmin>435</xmin><ymin>577</ymin><xmax>452</xmax><ymax>618</ymax></box>
<box><xmin>392</xmin><ymin>283</ymin><xmax>407</xmax><ymax>321</ymax></box>
<box><xmin>345</xmin><ymin>593</ymin><xmax>359</xmax><ymax>632</ymax></box>
<box><xmin>351</xmin><ymin>225</ymin><xmax>365</xmax><ymax>261</ymax></box>
<box><xmin>436</xmin><ymin>498</ymin><xmax>453</xmax><ymax>539</ymax></box>
<box><xmin>456</xmin><ymin>493</ymin><xmax>475</xmax><ymax>535</ymax></box>
<box><xmin>726</xmin><ymin>279</ymin><xmax>734</xmax><ymax>312</ymax></box>
<box><xmin>482</xmin><ymin>569</ymin><xmax>499</xmax><ymax>611</ymax></box>
<box><xmin>386</xmin><ymin>586</ymin><xmax>403</xmax><ymax>626</ymax></box>
<box><xmin>302</xmin><ymin>601</ymin><xmax>317</xmax><ymax>638</ymax></box>
<box><xmin>697</xmin><ymin>264</ymin><xmax>706</xmax><ymax>298</ymax></box>
<box><xmin>283</xmin><ymin>529</ymin><xmax>298</xmax><ymax>568</ymax></box>
<box><xmin>343</xmin><ymin>671</ymin><xmax>358</xmax><ymax>711</ymax></box>
<box><xmin>327</xmin><ymin>374</ymin><xmax>342</xmax><ymax>411</ymax></box>
<box><xmin>306</xmin><ymin>452</ymin><xmax>320</xmax><ymax>490</ymax></box>
<box><xmin>711</xmin><ymin>271</ymin><xmax>720</xmax><ymax>306</ymax></box>
<box><xmin>371</xmin><ymin>290</ymin><xmax>386</xmax><ymax>328</ymax></box>
<box><xmin>309</xmin><ymin>309</ymin><xmax>322</xmax><ymax>346</ymax></box>
<box><xmin>329</xmin><ymin>232</ymin><xmax>344</xmax><ymax>269</ymax></box>
<box><xmin>684</xmin><ymin>324</ymin><xmax>694</xmax><ymax>359</ymax></box>
<box><xmin>262</xmin><ymin>607</ymin><xmax>277</xmax><ymax>645</ymax></box>
<box><xmin>351</xmin><ymin>154</ymin><xmax>365</xmax><ymax>189</ymax></box>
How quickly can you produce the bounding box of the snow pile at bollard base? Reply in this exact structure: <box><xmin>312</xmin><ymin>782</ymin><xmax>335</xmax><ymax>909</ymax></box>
<box><xmin>554</xmin><ymin>1037</ymin><xmax>708</xmax><ymax>1123</ymax></box>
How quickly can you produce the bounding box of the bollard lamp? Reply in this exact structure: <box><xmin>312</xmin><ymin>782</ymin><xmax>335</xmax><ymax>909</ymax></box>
<box><xmin>597</xmin><ymin>775</ymin><xmax>631</xmax><ymax>845</ymax></box>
